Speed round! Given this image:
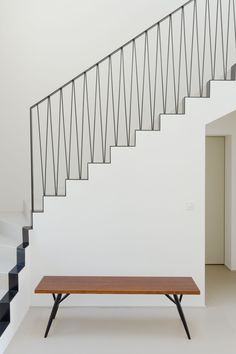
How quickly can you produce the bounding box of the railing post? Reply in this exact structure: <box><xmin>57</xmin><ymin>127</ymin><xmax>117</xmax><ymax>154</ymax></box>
<box><xmin>30</xmin><ymin>107</ymin><xmax>34</xmax><ymax>222</ymax></box>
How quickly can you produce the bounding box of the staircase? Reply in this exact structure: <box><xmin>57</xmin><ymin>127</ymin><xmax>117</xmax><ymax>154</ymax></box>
<box><xmin>1</xmin><ymin>0</ymin><xmax>236</xmax><ymax>351</ymax></box>
<box><xmin>0</xmin><ymin>215</ymin><xmax>30</xmax><ymax>339</ymax></box>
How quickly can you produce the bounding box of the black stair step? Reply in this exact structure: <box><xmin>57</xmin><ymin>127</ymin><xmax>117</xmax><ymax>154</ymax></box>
<box><xmin>0</xmin><ymin>321</ymin><xmax>10</xmax><ymax>336</ymax></box>
<box><xmin>0</xmin><ymin>290</ymin><xmax>18</xmax><ymax>304</ymax></box>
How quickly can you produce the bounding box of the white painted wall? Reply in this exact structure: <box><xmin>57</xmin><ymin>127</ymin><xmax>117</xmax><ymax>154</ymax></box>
<box><xmin>0</xmin><ymin>0</ymin><xmax>187</xmax><ymax>212</ymax></box>
<box><xmin>29</xmin><ymin>80</ymin><xmax>236</xmax><ymax>308</ymax></box>
<box><xmin>31</xmin><ymin>124</ymin><xmax>205</xmax><ymax>307</ymax></box>
<box><xmin>206</xmin><ymin>111</ymin><xmax>236</xmax><ymax>270</ymax></box>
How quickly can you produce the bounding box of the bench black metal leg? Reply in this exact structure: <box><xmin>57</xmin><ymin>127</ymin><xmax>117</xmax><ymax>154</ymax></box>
<box><xmin>173</xmin><ymin>295</ymin><xmax>191</xmax><ymax>340</ymax></box>
<box><xmin>44</xmin><ymin>294</ymin><xmax>62</xmax><ymax>338</ymax></box>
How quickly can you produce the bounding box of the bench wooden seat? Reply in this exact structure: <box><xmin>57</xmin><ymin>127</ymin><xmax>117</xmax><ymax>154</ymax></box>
<box><xmin>35</xmin><ymin>276</ymin><xmax>200</xmax><ymax>339</ymax></box>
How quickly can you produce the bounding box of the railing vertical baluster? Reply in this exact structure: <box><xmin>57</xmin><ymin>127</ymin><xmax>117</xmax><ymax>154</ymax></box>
<box><xmin>233</xmin><ymin>0</ymin><xmax>236</xmax><ymax>52</ymax></box>
<box><xmin>97</xmin><ymin>65</ymin><xmax>105</xmax><ymax>155</ymax></box>
<box><xmin>219</xmin><ymin>0</ymin><xmax>226</xmax><ymax>79</ymax></box>
<box><xmin>177</xmin><ymin>9</ymin><xmax>183</xmax><ymax>113</ymax></box>
<box><xmin>219</xmin><ymin>0</ymin><xmax>226</xmax><ymax>80</ymax></box>
<box><xmin>44</xmin><ymin>99</ymin><xmax>50</xmax><ymax>193</ymax></box>
<box><xmin>85</xmin><ymin>73</ymin><xmax>92</xmax><ymax>163</ymax></box>
<box><xmin>128</xmin><ymin>41</ymin><xmax>135</xmax><ymax>144</ymax></box>
<box><xmin>134</xmin><ymin>40</ymin><xmax>141</xmax><ymax>130</ymax></box>
<box><xmin>30</xmin><ymin>107</ymin><xmax>34</xmax><ymax>214</ymax></box>
<box><xmin>164</xmin><ymin>16</ymin><xmax>171</xmax><ymax>114</ymax></box>
<box><xmin>189</xmin><ymin>2</ymin><xmax>196</xmax><ymax>95</ymax></box>
<box><xmin>92</xmin><ymin>66</ymin><xmax>98</xmax><ymax>163</ymax></box>
<box><xmin>194</xmin><ymin>0</ymin><xmax>202</xmax><ymax>96</ymax></box>
<box><xmin>207</xmin><ymin>0</ymin><xmax>214</xmax><ymax>79</ymax></box>
<box><xmin>194</xmin><ymin>0</ymin><xmax>203</xmax><ymax>97</ymax></box>
<box><xmin>72</xmin><ymin>81</ymin><xmax>81</xmax><ymax>179</ymax></box>
<box><xmin>80</xmin><ymin>75</ymin><xmax>86</xmax><ymax>176</ymax></box>
<box><xmin>170</xmin><ymin>14</ymin><xmax>177</xmax><ymax>113</ymax></box>
<box><xmin>109</xmin><ymin>57</ymin><xmax>117</xmax><ymax>146</ymax></box>
<box><xmin>146</xmin><ymin>31</ymin><xmax>153</xmax><ymax>128</ymax></box>
<box><xmin>68</xmin><ymin>84</ymin><xmax>73</xmax><ymax>179</ymax></box>
<box><xmin>56</xmin><ymin>96</ymin><xmax>61</xmax><ymax>195</ymax></box>
<box><xmin>182</xmin><ymin>6</ymin><xmax>190</xmax><ymax>96</ymax></box>
<box><xmin>158</xmin><ymin>23</ymin><xmax>165</xmax><ymax>116</ymax></box>
<box><xmin>213</xmin><ymin>0</ymin><xmax>220</xmax><ymax>79</ymax></box>
<box><xmin>48</xmin><ymin>97</ymin><xmax>57</xmax><ymax>195</ymax></box>
<box><xmin>60</xmin><ymin>89</ymin><xmax>69</xmax><ymax>179</ymax></box>
<box><xmin>121</xmin><ymin>48</ymin><xmax>129</xmax><ymax>145</ymax></box>
<box><xmin>116</xmin><ymin>49</ymin><xmax>123</xmax><ymax>142</ymax></box>
<box><xmin>225</xmin><ymin>0</ymin><xmax>231</xmax><ymax>77</ymax></box>
<box><xmin>141</xmin><ymin>32</ymin><xmax>147</xmax><ymax>128</ymax></box>
<box><xmin>104</xmin><ymin>58</ymin><xmax>111</xmax><ymax>161</ymax></box>
<box><xmin>202</xmin><ymin>0</ymin><xmax>208</xmax><ymax>93</ymax></box>
<box><xmin>153</xmin><ymin>24</ymin><xmax>159</xmax><ymax>126</ymax></box>
<box><xmin>37</xmin><ymin>105</ymin><xmax>45</xmax><ymax>195</ymax></box>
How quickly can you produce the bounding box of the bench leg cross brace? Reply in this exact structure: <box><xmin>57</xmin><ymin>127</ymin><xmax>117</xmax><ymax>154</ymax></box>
<box><xmin>44</xmin><ymin>293</ymin><xmax>70</xmax><ymax>338</ymax></box>
<box><xmin>165</xmin><ymin>294</ymin><xmax>191</xmax><ymax>340</ymax></box>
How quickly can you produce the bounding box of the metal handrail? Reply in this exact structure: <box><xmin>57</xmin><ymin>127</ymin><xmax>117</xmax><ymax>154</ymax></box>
<box><xmin>30</xmin><ymin>0</ymin><xmax>194</xmax><ymax>109</ymax></box>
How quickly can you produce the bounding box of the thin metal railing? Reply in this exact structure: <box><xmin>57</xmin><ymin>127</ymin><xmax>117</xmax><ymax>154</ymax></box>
<box><xmin>30</xmin><ymin>0</ymin><xmax>194</xmax><ymax>110</ymax></box>
<box><xmin>30</xmin><ymin>0</ymin><xmax>236</xmax><ymax>212</ymax></box>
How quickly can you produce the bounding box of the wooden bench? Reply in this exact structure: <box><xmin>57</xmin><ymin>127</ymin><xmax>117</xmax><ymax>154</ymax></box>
<box><xmin>35</xmin><ymin>276</ymin><xmax>200</xmax><ymax>339</ymax></box>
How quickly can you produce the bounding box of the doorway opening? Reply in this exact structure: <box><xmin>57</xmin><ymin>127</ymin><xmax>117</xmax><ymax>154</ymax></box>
<box><xmin>205</xmin><ymin>112</ymin><xmax>236</xmax><ymax>306</ymax></box>
<box><xmin>205</xmin><ymin>136</ymin><xmax>225</xmax><ymax>265</ymax></box>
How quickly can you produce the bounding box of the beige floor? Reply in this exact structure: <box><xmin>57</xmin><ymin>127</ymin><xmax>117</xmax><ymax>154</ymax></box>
<box><xmin>5</xmin><ymin>266</ymin><xmax>236</xmax><ymax>354</ymax></box>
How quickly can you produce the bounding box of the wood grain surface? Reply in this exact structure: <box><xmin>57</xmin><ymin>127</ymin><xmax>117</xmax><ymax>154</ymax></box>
<box><xmin>35</xmin><ymin>276</ymin><xmax>200</xmax><ymax>295</ymax></box>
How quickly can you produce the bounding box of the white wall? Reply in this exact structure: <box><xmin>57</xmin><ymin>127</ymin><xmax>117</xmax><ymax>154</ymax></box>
<box><xmin>31</xmin><ymin>121</ymin><xmax>206</xmax><ymax>307</ymax></box>
<box><xmin>29</xmin><ymin>80</ymin><xmax>236</xmax><ymax>308</ymax></box>
<box><xmin>0</xmin><ymin>0</ymin><xmax>186</xmax><ymax>212</ymax></box>
<box><xmin>206</xmin><ymin>111</ymin><xmax>236</xmax><ymax>270</ymax></box>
